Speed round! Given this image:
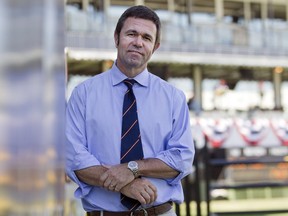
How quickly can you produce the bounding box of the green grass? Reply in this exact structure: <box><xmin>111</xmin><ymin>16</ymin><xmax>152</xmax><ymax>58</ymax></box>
<box><xmin>177</xmin><ymin>198</ymin><xmax>288</xmax><ymax>216</ymax></box>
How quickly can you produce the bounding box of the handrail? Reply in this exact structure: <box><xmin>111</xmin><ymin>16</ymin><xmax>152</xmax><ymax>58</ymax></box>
<box><xmin>65</xmin><ymin>9</ymin><xmax>288</xmax><ymax>56</ymax></box>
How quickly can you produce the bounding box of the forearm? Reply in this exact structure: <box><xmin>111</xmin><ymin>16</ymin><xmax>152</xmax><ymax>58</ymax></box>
<box><xmin>75</xmin><ymin>165</ymin><xmax>108</xmax><ymax>187</ymax></box>
<box><xmin>74</xmin><ymin>158</ymin><xmax>179</xmax><ymax>188</ymax></box>
<box><xmin>138</xmin><ymin>158</ymin><xmax>179</xmax><ymax>179</ymax></box>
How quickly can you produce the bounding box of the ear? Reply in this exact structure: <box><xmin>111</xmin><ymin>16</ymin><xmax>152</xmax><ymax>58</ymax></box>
<box><xmin>114</xmin><ymin>32</ymin><xmax>119</xmax><ymax>47</ymax></box>
<box><xmin>152</xmin><ymin>42</ymin><xmax>160</xmax><ymax>53</ymax></box>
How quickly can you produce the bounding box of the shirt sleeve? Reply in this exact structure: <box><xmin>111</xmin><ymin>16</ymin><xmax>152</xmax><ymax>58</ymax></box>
<box><xmin>156</xmin><ymin>89</ymin><xmax>195</xmax><ymax>185</ymax></box>
<box><xmin>65</xmin><ymin>84</ymin><xmax>101</xmax><ymax>198</ymax></box>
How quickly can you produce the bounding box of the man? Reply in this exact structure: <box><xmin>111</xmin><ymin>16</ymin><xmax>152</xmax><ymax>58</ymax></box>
<box><xmin>66</xmin><ymin>5</ymin><xmax>195</xmax><ymax>216</ymax></box>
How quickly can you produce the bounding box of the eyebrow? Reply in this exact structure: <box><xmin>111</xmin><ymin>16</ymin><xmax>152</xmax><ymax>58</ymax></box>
<box><xmin>126</xmin><ymin>29</ymin><xmax>154</xmax><ymax>40</ymax></box>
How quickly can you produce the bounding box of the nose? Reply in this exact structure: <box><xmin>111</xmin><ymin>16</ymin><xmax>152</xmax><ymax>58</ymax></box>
<box><xmin>133</xmin><ymin>35</ymin><xmax>143</xmax><ymax>47</ymax></box>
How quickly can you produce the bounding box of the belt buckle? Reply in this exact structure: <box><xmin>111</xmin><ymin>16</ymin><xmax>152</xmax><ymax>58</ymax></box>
<box><xmin>130</xmin><ymin>208</ymin><xmax>148</xmax><ymax>216</ymax></box>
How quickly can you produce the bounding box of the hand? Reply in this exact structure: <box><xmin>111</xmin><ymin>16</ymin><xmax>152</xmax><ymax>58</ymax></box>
<box><xmin>120</xmin><ymin>178</ymin><xmax>157</xmax><ymax>205</ymax></box>
<box><xmin>100</xmin><ymin>164</ymin><xmax>134</xmax><ymax>192</ymax></box>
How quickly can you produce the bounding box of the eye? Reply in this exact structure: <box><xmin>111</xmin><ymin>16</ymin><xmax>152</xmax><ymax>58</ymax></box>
<box><xmin>142</xmin><ymin>34</ymin><xmax>153</xmax><ymax>42</ymax></box>
<box><xmin>144</xmin><ymin>36</ymin><xmax>152</xmax><ymax>41</ymax></box>
<box><xmin>127</xmin><ymin>32</ymin><xmax>137</xmax><ymax>37</ymax></box>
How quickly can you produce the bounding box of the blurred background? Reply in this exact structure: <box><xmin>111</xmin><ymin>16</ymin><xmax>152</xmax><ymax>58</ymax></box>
<box><xmin>1</xmin><ymin>0</ymin><xmax>66</xmax><ymax>215</ymax></box>
<box><xmin>1</xmin><ymin>0</ymin><xmax>288</xmax><ymax>215</ymax></box>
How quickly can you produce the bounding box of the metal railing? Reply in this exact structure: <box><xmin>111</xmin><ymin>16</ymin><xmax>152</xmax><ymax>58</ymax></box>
<box><xmin>65</xmin><ymin>7</ymin><xmax>288</xmax><ymax>56</ymax></box>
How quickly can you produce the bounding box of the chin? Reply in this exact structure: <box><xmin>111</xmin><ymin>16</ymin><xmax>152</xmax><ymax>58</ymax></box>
<box><xmin>127</xmin><ymin>59</ymin><xmax>141</xmax><ymax>66</ymax></box>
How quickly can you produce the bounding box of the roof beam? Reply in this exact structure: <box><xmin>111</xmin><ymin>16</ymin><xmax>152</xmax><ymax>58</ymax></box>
<box><xmin>66</xmin><ymin>48</ymin><xmax>288</xmax><ymax>68</ymax></box>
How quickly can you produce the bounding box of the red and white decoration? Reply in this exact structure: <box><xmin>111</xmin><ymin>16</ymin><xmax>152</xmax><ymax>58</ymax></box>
<box><xmin>235</xmin><ymin>118</ymin><xmax>269</xmax><ymax>146</ymax></box>
<box><xmin>270</xmin><ymin>119</ymin><xmax>288</xmax><ymax>146</ymax></box>
<box><xmin>198</xmin><ymin>118</ymin><xmax>232</xmax><ymax>148</ymax></box>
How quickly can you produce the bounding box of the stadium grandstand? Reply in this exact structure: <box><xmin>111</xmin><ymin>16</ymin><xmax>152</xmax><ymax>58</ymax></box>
<box><xmin>64</xmin><ymin>0</ymin><xmax>288</xmax><ymax>215</ymax></box>
<box><xmin>65</xmin><ymin>0</ymin><xmax>288</xmax><ymax>110</ymax></box>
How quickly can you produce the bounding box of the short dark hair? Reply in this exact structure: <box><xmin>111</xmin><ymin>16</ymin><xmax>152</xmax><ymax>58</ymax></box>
<box><xmin>115</xmin><ymin>5</ymin><xmax>161</xmax><ymax>46</ymax></box>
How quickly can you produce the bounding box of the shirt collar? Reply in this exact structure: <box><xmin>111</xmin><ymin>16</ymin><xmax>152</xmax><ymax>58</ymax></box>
<box><xmin>111</xmin><ymin>61</ymin><xmax>149</xmax><ymax>87</ymax></box>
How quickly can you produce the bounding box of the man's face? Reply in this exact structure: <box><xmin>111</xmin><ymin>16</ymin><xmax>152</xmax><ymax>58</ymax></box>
<box><xmin>115</xmin><ymin>17</ymin><xmax>159</xmax><ymax>75</ymax></box>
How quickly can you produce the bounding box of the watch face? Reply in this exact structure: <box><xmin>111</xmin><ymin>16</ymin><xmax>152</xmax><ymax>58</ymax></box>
<box><xmin>128</xmin><ymin>161</ymin><xmax>138</xmax><ymax>170</ymax></box>
<box><xmin>128</xmin><ymin>161</ymin><xmax>139</xmax><ymax>177</ymax></box>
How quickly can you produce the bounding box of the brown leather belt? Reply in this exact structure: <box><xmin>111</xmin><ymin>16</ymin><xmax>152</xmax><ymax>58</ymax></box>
<box><xmin>87</xmin><ymin>202</ymin><xmax>172</xmax><ymax>216</ymax></box>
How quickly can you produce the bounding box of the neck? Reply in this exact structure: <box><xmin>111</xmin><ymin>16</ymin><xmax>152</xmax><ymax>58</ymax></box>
<box><xmin>115</xmin><ymin>61</ymin><xmax>146</xmax><ymax>78</ymax></box>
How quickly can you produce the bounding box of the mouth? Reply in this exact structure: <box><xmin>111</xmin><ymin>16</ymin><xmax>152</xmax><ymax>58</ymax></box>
<box><xmin>128</xmin><ymin>50</ymin><xmax>143</xmax><ymax>56</ymax></box>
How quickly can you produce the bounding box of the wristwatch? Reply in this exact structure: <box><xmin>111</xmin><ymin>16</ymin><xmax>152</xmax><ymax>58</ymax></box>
<box><xmin>127</xmin><ymin>161</ymin><xmax>139</xmax><ymax>178</ymax></box>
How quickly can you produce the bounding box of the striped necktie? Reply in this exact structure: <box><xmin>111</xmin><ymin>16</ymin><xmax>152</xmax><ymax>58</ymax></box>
<box><xmin>120</xmin><ymin>79</ymin><xmax>144</xmax><ymax>210</ymax></box>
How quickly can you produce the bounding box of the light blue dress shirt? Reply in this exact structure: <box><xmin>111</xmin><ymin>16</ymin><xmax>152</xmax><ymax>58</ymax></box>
<box><xmin>66</xmin><ymin>62</ymin><xmax>195</xmax><ymax>212</ymax></box>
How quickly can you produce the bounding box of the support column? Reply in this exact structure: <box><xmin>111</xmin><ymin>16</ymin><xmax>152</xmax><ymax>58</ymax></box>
<box><xmin>104</xmin><ymin>0</ymin><xmax>110</xmax><ymax>16</ymax></box>
<box><xmin>135</xmin><ymin>0</ymin><xmax>144</xmax><ymax>5</ymax></box>
<box><xmin>273</xmin><ymin>67</ymin><xmax>283</xmax><ymax>110</ymax></box>
<box><xmin>168</xmin><ymin>0</ymin><xmax>175</xmax><ymax>11</ymax></box>
<box><xmin>187</xmin><ymin>0</ymin><xmax>193</xmax><ymax>25</ymax></box>
<box><xmin>215</xmin><ymin>0</ymin><xmax>224</xmax><ymax>22</ymax></box>
<box><xmin>193</xmin><ymin>65</ymin><xmax>202</xmax><ymax>110</ymax></box>
<box><xmin>244</xmin><ymin>0</ymin><xmax>251</xmax><ymax>24</ymax></box>
<box><xmin>286</xmin><ymin>1</ymin><xmax>288</xmax><ymax>22</ymax></box>
<box><xmin>168</xmin><ymin>0</ymin><xmax>175</xmax><ymax>20</ymax></box>
<box><xmin>82</xmin><ymin>0</ymin><xmax>89</xmax><ymax>11</ymax></box>
<box><xmin>261</xmin><ymin>0</ymin><xmax>268</xmax><ymax>20</ymax></box>
<box><xmin>261</xmin><ymin>0</ymin><xmax>268</xmax><ymax>46</ymax></box>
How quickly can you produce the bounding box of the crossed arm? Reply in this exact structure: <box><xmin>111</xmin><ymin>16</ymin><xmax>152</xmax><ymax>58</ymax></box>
<box><xmin>75</xmin><ymin>158</ymin><xmax>179</xmax><ymax>205</ymax></box>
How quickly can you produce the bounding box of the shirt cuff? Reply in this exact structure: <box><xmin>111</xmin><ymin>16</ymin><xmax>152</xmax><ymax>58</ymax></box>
<box><xmin>156</xmin><ymin>149</ymin><xmax>186</xmax><ymax>185</ymax></box>
<box><xmin>68</xmin><ymin>153</ymin><xmax>101</xmax><ymax>198</ymax></box>
<box><xmin>67</xmin><ymin>169</ymin><xmax>93</xmax><ymax>198</ymax></box>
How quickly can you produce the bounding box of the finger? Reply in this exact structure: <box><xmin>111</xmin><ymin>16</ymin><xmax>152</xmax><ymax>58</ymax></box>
<box><xmin>146</xmin><ymin>184</ymin><xmax>157</xmax><ymax>202</ymax></box>
<box><xmin>108</xmin><ymin>183</ymin><xmax>116</xmax><ymax>191</ymax></box>
<box><xmin>99</xmin><ymin>172</ymin><xmax>108</xmax><ymax>185</ymax></box>
<box><xmin>114</xmin><ymin>185</ymin><xmax>121</xmax><ymax>192</ymax></box>
<box><xmin>145</xmin><ymin>187</ymin><xmax>156</xmax><ymax>203</ymax></box>
<box><xmin>137</xmin><ymin>192</ymin><xmax>147</xmax><ymax>205</ymax></box>
<box><xmin>140</xmin><ymin>191</ymin><xmax>151</xmax><ymax>204</ymax></box>
<box><xmin>103</xmin><ymin>177</ymin><xmax>113</xmax><ymax>188</ymax></box>
<box><xmin>148</xmin><ymin>184</ymin><xmax>157</xmax><ymax>194</ymax></box>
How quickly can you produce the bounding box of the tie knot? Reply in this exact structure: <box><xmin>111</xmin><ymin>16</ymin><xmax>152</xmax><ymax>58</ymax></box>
<box><xmin>124</xmin><ymin>79</ymin><xmax>136</xmax><ymax>90</ymax></box>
